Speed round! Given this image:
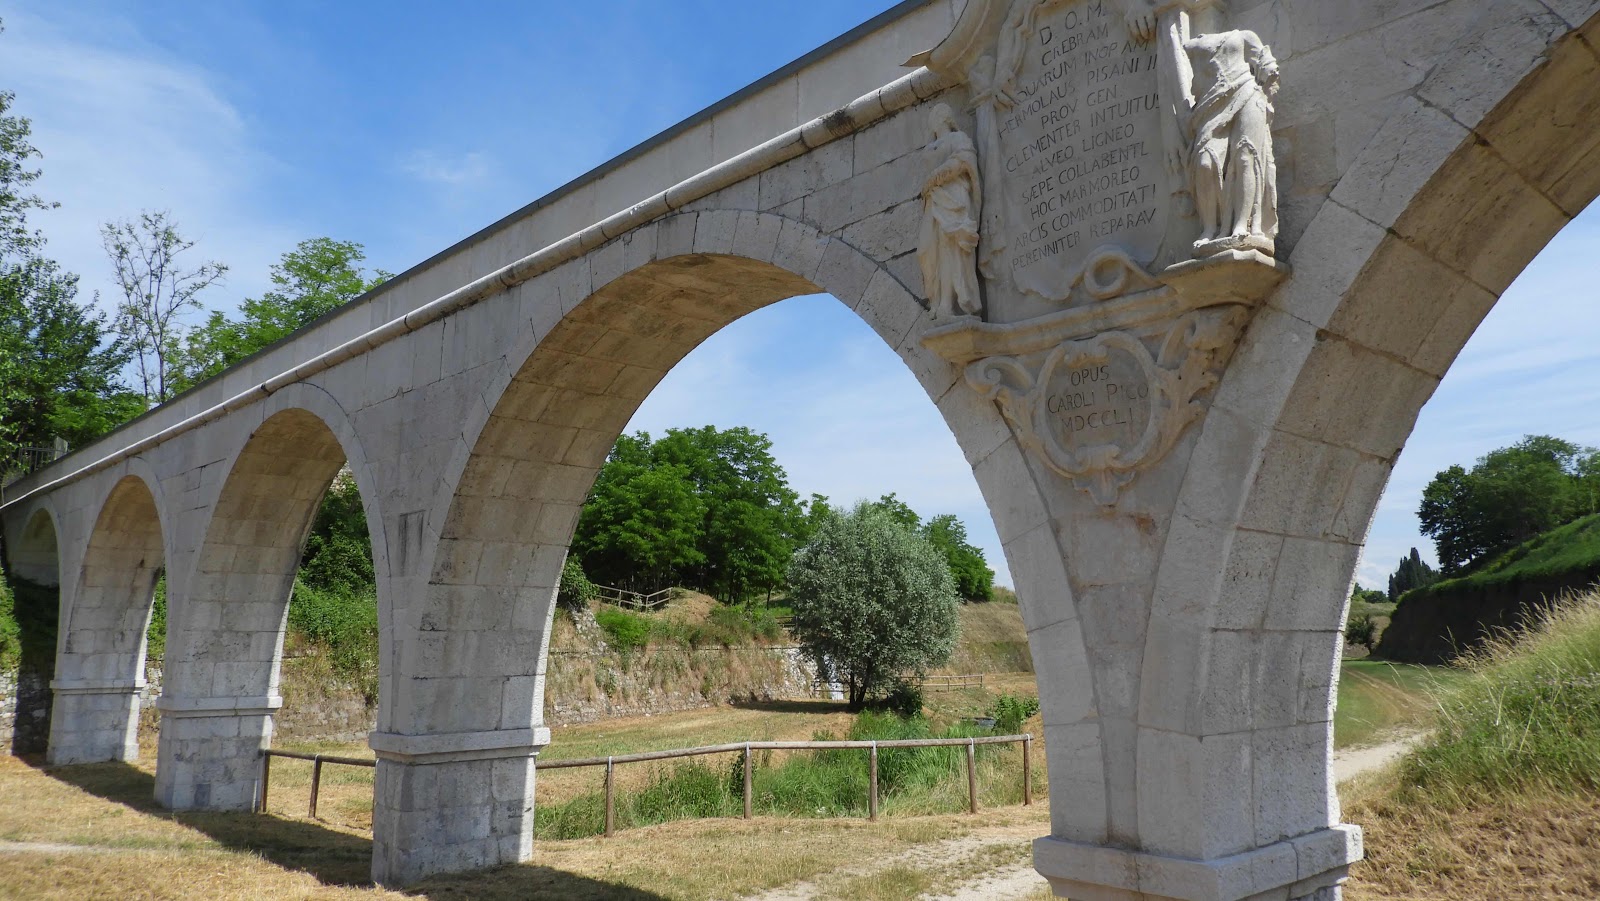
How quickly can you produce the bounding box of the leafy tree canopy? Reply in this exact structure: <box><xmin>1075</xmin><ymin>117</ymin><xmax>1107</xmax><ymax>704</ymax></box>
<box><xmin>787</xmin><ymin>502</ymin><xmax>961</xmax><ymax>710</ymax></box>
<box><xmin>1419</xmin><ymin>435</ymin><xmax>1600</xmax><ymax>573</ymax></box>
<box><xmin>171</xmin><ymin>237</ymin><xmax>388</xmax><ymax>394</ymax></box>
<box><xmin>574</xmin><ymin>427</ymin><xmax>804</xmax><ymax>600</ymax></box>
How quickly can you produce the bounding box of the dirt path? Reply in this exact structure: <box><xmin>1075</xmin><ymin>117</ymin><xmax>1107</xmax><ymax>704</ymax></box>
<box><xmin>739</xmin><ymin>735</ymin><xmax>1427</xmax><ymax>901</ymax></box>
<box><xmin>1333</xmin><ymin>732</ymin><xmax>1426</xmax><ymax>783</ymax></box>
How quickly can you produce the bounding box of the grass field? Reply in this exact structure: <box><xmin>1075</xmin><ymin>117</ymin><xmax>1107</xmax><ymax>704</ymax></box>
<box><xmin>1333</xmin><ymin>659</ymin><xmax>1462</xmax><ymax>748</ymax></box>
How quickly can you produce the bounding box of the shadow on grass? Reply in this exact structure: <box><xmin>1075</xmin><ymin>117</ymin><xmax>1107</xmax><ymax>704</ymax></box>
<box><xmin>36</xmin><ymin>760</ymin><xmax>670</xmax><ymax>899</ymax></box>
<box><xmin>728</xmin><ymin>697</ymin><xmax>851</xmax><ymax>715</ymax></box>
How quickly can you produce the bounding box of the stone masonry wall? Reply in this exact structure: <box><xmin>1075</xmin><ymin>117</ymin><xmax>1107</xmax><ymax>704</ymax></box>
<box><xmin>1</xmin><ymin>668</ymin><xmax>50</xmax><ymax>754</ymax></box>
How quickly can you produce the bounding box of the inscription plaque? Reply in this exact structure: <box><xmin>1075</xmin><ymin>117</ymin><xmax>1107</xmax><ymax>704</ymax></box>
<box><xmin>994</xmin><ymin>0</ymin><xmax>1167</xmax><ymax>302</ymax></box>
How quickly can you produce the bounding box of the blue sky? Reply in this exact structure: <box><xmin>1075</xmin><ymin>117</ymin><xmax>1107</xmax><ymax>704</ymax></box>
<box><xmin>4</xmin><ymin>1</ymin><xmax>1599</xmax><ymax>592</ymax></box>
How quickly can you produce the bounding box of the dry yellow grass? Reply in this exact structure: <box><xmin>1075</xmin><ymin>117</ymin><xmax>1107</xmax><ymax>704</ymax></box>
<box><xmin>1343</xmin><ymin>787</ymin><xmax>1600</xmax><ymax>900</ymax></box>
<box><xmin>0</xmin><ymin>752</ymin><xmax>1052</xmax><ymax>901</ymax></box>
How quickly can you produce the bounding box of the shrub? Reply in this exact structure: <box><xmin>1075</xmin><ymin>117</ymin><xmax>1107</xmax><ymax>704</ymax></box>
<box><xmin>288</xmin><ymin>580</ymin><xmax>380</xmax><ymax>701</ymax></box>
<box><xmin>1346</xmin><ymin>612</ymin><xmax>1379</xmax><ymax>651</ymax></box>
<box><xmin>0</xmin><ymin>569</ymin><xmax>19</xmax><ymax>671</ymax></box>
<box><xmin>877</xmin><ymin>679</ymin><xmax>924</xmax><ymax>719</ymax></box>
<box><xmin>558</xmin><ymin>557</ymin><xmax>597</xmax><ymax>612</ymax></box>
<box><xmin>146</xmin><ymin>578</ymin><xmax>167</xmax><ymax>663</ymax></box>
<box><xmin>595</xmin><ymin>607</ymin><xmax>650</xmax><ymax>652</ymax></box>
<box><xmin>989</xmin><ymin>694</ymin><xmax>1040</xmax><ymax>733</ymax></box>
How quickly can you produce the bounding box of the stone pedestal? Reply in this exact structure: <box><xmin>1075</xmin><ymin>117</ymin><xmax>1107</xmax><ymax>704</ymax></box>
<box><xmin>153</xmin><ymin>695</ymin><xmax>281</xmax><ymax>811</ymax></box>
<box><xmin>369</xmin><ymin>728</ymin><xmax>550</xmax><ymax>887</ymax></box>
<box><xmin>47</xmin><ymin>680</ymin><xmax>143</xmax><ymax>765</ymax></box>
<box><xmin>1034</xmin><ymin>825</ymin><xmax>1361</xmax><ymax>901</ymax></box>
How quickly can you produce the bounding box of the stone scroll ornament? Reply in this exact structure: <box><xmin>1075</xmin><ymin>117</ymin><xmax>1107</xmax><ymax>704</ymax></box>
<box><xmin>970</xmin><ymin>306</ymin><xmax>1246</xmax><ymax>503</ymax></box>
<box><xmin>913</xmin><ymin>0</ymin><xmax>1291</xmax><ymax>503</ymax></box>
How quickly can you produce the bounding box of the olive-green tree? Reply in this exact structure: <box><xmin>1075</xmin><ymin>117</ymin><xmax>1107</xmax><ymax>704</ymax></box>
<box><xmin>787</xmin><ymin>502</ymin><xmax>961</xmax><ymax>711</ymax></box>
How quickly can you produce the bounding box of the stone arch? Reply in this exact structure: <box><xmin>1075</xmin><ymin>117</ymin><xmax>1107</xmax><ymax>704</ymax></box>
<box><xmin>372</xmin><ymin>210</ymin><xmax>1089</xmax><ymax>884</ymax></box>
<box><xmin>48</xmin><ymin>469</ymin><xmax>167</xmax><ymax>765</ymax></box>
<box><xmin>7</xmin><ymin>503</ymin><xmax>61</xmax><ymax>588</ymax></box>
<box><xmin>1131</xmin><ymin>9</ymin><xmax>1600</xmax><ymax>868</ymax></box>
<box><xmin>156</xmin><ymin>389</ymin><xmax>381</xmax><ymax>811</ymax></box>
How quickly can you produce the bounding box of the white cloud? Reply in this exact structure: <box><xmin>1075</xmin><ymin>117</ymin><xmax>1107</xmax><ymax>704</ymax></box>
<box><xmin>0</xmin><ymin>6</ymin><xmax>298</xmax><ymax>317</ymax></box>
<box><xmin>399</xmin><ymin>150</ymin><xmax>493</xmax><ymax>187</ymax></box>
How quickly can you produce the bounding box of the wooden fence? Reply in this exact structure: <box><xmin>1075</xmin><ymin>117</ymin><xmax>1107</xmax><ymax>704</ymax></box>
<box><xmin>258</xmin><ymin>733</ymin><xmax>1033</xmax><ymax>837</ymax></box>
<box><xmin>921</xmin><ymin>673</ymin><xmax>986</xmax><ymax>691</ymax></box>
<box><xmin>592</xmin><ymin>584</ymin><xmax>674</xmax><ymax>611</ymax></box>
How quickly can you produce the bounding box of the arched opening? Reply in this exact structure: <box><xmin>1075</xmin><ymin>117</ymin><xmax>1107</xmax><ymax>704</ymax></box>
<box><xmin>155</xmin><ymin>407</ymin><xmax>378</xmax><ymax>812</ymax></box>
<box><xmin>48</xmin><ymin>476</ymin><xmax>165</xmax><ymax>765</ymax></box>
<box><xmin>372</xmin><ymin>217</ymin><xmax>1080</xmax><ymax>885</ymax></box>
<box><xmin>4</xmin><ymin>507</ymin><xmax>61</xmax><ymax>754</ymax></box>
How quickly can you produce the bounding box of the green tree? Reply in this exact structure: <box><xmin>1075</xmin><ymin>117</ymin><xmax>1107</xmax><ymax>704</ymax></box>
<box><xmin>296</xmin><ymin>469</ymin><xmax>372</xmax><ymax>596</ymax></box>
<box><xmin>867</xmin><ymin>492</ymin><xmax>922</xmax><ymax>532</ymax></box>
<box><xmin>1420</xmin><ymin>436</ymin><xmax>1595</xmax><ymax>572</ymax></box>
<box><xmin>574</xmin><ymin>427</ymin><xmax>805</xmax><ymax>600</ymax></box>
<box><xmin>575</xmin><ymin>433</ymin><xmax>708</xmax><ymax>591</ymax></box>
<box><xmin>171</xmin><ymin>237</ymin><xmax>388</xmax><ymax>393</ymax></box>
<box><xmin>652</xmin><ymin>426</ymin><xmax>803</xmax><ymax>602</ymax></box>
<box><xmin>787</xmin><ymin>502</ymin><xmax>961</xmax><ymax>711</ymax></box>
<box><xmin>922</xmin><ymin>513</ymin><xmax>994</xmax><ymax>603</ymax></box>
<box><xmin>102</xmin><ymin>211</ymin><xmax>227</xmax><ymax>403</ymax></box>
<box><xmin>0</xmin><ymin>67</ymin><xmax>140</xmax><ymax>458</ymax></box>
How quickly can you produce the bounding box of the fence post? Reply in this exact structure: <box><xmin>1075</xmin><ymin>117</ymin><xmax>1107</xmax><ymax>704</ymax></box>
<box><xmin>257</xmin><ymin>752</ymin><xmax>272</xmax><ymax>814</ymax></box>
<box><xmin>966</xmin><ymin>739</ymin><xmax>978</xmax><ymax>814</ymax></box>
<box><xmin>604</xmin><ymin>757</ymin><xmax>616</xmax><ymax>838</ymax></box>
<box><xmin>309</xmin><ymin>755</ymin><xmax>324</xmax><ymax>819</ymax></box>
<box><xmin>868</xmin><ymin>742</ymin><xmax>879</xmax><ymax>822</ymax></box>
<box><xmin>743</xmin><ymin>745</ymin><xmax>753</xmax><ymax>820</ymax></box>
<box><xmin>1022</xmin><ymin>735</ymin><xmax>1033</xmax><ymax>806</ymax></box>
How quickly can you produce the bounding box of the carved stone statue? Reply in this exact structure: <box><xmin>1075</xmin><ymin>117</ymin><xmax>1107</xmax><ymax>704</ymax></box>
<box><xmin>1182</xmin><ymin>27</ymin><xmax>1280</xmax><ymax>255</ymax></box>
<box><xmin>1123</xmin><ymin>0</ymin><xmax>1281</xmax><ymax>256</ymax></box>
<box><xmin>919</xmin><ymin>104</ymin><xmax>984</xmax><ymax>319</ymax></box>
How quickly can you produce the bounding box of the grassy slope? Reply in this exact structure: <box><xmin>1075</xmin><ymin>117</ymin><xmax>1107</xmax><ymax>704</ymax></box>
<box><xmin>1346</xmin><ymin>593</ymin><xmax>1600</xmax><ymax>899</ymax></box>
<box><xmin>939</xmin><ymin>602</ymin><xmax>1033</xmax><ymax>675</ymax></box>
<box><xmin>1412</xmin><ymin>513</ymin><xmax>1600</xmax><ymax>599</ymax></box>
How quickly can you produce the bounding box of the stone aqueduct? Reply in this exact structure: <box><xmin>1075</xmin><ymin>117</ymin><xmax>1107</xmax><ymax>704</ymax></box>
<box><xmin>3</xmin><ymin>0</ymin><xmax>1598</xmax><ymax>896</ymax></box>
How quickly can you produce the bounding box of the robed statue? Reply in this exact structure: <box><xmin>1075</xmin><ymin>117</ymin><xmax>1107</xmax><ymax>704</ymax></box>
<box><xmin>919</xmin><ymin>104</ymin><xmax>984</xmax><ymax>319</ymax></box>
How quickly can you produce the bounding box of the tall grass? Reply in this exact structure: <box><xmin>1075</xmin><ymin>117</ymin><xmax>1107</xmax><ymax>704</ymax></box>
<box><xmin>535</xmin><ymin>711</ymin><xmax>1034</xmax><ymax>839</ymax></box>
<box><xmin>1397</xmin><ymin>592</ymin><xmax>1600</xmax><ymax>807</ymax></box>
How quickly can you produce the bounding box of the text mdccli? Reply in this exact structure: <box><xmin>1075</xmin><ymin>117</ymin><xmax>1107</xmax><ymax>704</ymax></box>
<box><xmin>913</xmin><ymin>0</ymin><xmax>1288</xmax><ymax>504</ymax></box>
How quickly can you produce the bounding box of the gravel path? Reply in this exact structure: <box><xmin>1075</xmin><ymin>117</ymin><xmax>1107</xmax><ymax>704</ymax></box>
<box><xmin>741</xmin><ymin>734</ymin><xmax>1428</xmax><ymax>901</ymax></box>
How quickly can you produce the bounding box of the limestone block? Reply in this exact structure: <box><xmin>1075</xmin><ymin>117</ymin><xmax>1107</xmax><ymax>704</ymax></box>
<box><xmin>1390</xmin><ymin>135</ymin><xmax>1570</xmax><ymax>294</ymax></box>
<box><xmin>1136</xmin><ymin>727</ymin><xmax>1256</xmax><ymax>860</ymax></box>
<box><xmin>1252</xmin><ymin>723</ymin><xmax>1338</xmax><ymax>846</ymax></box>
<box><xmin>1271</xmin><ymin>334</ymin><xmax>1440</xmax><ymax>459</ymax></box>
<box><xmin>853</xmin><ymin>104</ymin><xmax>935</xmax><ymax>174</ymax></box>
<box><xmin>1029</xmin><ymin>618</ymin><xmax>1095</xmax><ymax>725</ymax></box>
<box><xmin>692</xmin><ymin>209</ymin><xmax>740</xmax><ymax>255</ymax></box>
<box><xmin>758</xmin><ymin>139</ymin><xmax>853</xmax><ymax>211</ymax></box>
<box><xmin>758</xmin><ymin>216</ymin><xmax>822</xmax><ymax>284</ymax></box>
<box><xmin>840</xmin><ymin>199</ymin><xmax>922</xmax><ymax>263</ymax></box>
<box><xmin>975</xmin><ymin>440</ymin><xmax>1051</xmax><ymax>546</ymax></box>
<box><xmin>1414</xmin><ymin>0</ymin><xmax>1568</xmax><ymax>130</ymax></box>
<box><xmin>1327</xmin><ymin>97</ymin><xmax>1471</xmax><ymax>232</ymax></box>
<box><xmin>804</xmin><ymin>152</ymin><xmax>929</xmax><ymax>235</ymax></box>
<box><xmin>730</xmin><ymin>210</ymin><xmax>784</xmax><ymax>263</ymax></box>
